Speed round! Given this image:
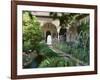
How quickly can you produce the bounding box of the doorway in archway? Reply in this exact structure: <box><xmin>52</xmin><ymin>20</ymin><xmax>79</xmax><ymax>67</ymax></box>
<box><xmin>59</xmin><ymin>28</ymin><xmax>67</xmax><ymax>42</ymax></box>
<box><xmin>46</xmin><ymin>31</ymin><xmax>51</xmax><ymax>42</ymax></box>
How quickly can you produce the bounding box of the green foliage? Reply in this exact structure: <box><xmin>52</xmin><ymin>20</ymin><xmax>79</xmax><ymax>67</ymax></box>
<box><xmin>54</xmin><ymin>42</ymin><xmax>72</xmax><ymax>53</ymax></box>
<box><xmin>36</xmin><ymin>42</ymin><xmax>77</xmax><ymax>67</ymax></box>
<box><xmin>54</xmin><ymin>42</ymin><xmax>89</xmax><ymax>64</ymax></box>
<box><xmin>53</xmin><ymin>22</ymin><xmax>90</xmax><ymax>64</ymax></box>
<box><xmin>22</xmin><ymin>11</ymin><xmax>42</xmax><ymax>53</ymax></box>
<box><xmin>78</xmin><ymin>22</ymin><xmax>89</xmax><ymax>49</ymax></box>
<box><xmin>78</xmin><ymin>21</ymin><xmax>89</xmax><ymax>33</ymax></box>
<box><xmin>39</xmin><ymin>57</ymin><xmax>76</xmax><ymax>68</ymax></box>
<box><xmin>50</xmin><ymin>12</ymin><xmax>81</xmax><ymax>27</ymax></box>
<box><xmin>37</xmin><ymin>42</ymin><xmax>58</xmax><ymax>57</ymax></box>
<box><xmin>50</xmin><ymin>12</ymin><xmax>89</xmax><ymax>31</ymax></box>
<box><xmin>71</xmin><ymin>47</ymin><xmax>89</xmax><ymax>64</ymax></box>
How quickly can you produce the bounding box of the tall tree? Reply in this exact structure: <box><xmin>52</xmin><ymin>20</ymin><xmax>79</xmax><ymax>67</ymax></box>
<box><xmin>23</xmin><ymin>11</ymin><xmax>42</xmax><ymax>53</ymax></box>
<box><xmin>50</xmin><ymin>12</ymin><xmax>88</xmax><ymax>28</ymax></box>
<box><xmin>50</xmin><ymin>12</ymin><xmax>80</xmax><ymax>28</ymax></box>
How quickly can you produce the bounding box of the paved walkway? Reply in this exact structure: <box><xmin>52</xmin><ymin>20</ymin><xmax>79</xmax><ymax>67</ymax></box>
<box><xmin>49</xmin><ymin>46</ymin><xmax>87</xmax><ymax>66</ymax></box>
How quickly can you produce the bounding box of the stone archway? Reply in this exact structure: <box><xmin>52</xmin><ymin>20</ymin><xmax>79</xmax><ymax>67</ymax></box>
<box><xmin>59</xmin><ymin>28</ymin><xmax>67</xmax><ymax>42</ymax></box>
<box><xmin>42</xmin><ymin>22</ymin><xmax>57</xmax><ymax>43</ymax></box>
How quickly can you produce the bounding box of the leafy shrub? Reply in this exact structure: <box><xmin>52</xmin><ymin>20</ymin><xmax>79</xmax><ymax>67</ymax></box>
<box><xmin>54</xmin><ymin>42</ymin><xmax>89</xmax><ymax>64</ymax></box>
<box><xmin>54</xmin><ymin>42</ymin><xmax>72</xmax><ymax>54</ymax></box>
<box><xmin>77</xmin><ymin>21</ymin><xmax>89</xmax><ymax>49</ymax></box>
<box><xmin>53</xmin><ymin>21</ymin><xmax>90</xmax><ymax>64</ymax></box>
<box><xmin>23</xmin><ymin>11</ymin><xmax>42</xmax><ymax>53</ymax></box>
<box><xmin>39</xmin><ymin>57</ymin><xmax>76</xmax><ymax>68</ymax></box>
<box><xmin>37</xmin><ymin>42</ymin><xmax>58</xmax><ymax>57</ymax></box>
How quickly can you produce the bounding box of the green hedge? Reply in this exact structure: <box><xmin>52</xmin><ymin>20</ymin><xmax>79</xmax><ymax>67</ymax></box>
<box><xmin>39</xmin><ymin>57</ymin><xmax>77</xmax><ymax>68</ymax></box>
